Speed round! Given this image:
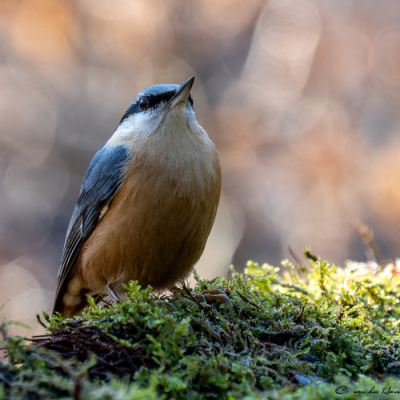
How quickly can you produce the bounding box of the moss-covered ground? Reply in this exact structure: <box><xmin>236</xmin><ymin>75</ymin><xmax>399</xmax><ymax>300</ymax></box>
<box><xmin>2</xmin><ymin>250</ymin><xmax>400</xmax><ymax>399</ymax></box>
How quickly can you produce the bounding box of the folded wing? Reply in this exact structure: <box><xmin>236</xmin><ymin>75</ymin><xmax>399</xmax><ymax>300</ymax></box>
<box><xmin>52</xmin><ymin>144</ymin><xmax>129</xmax><ymax>315</ymax></box>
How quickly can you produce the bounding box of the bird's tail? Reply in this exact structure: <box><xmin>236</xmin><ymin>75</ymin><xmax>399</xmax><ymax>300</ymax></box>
<box><xmin>60</xmin><ymin>301</ymin><xmax>88</xmax><ymax>319</ymax></box>
<box><xmin>52</xmin><ymin>273</ymin><xmax>92</xmax><ymax>318</ymax></box>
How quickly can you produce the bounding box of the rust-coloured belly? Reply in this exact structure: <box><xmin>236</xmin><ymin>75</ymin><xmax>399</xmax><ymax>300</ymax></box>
<box><xmin>76</xmin><ymin>167</ymin><xmax>220</xmax><ymax>295</ymax></box>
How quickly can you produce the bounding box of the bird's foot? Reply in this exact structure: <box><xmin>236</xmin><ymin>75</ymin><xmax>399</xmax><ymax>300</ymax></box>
<box><xmin>106</xmin><ymin>284</ymin><xmax>121</xmax><ymax>302</ymax></box>
<box><xmin>155</xmin><ymin>299</ymin><xmax>177</xmax><ymax>311</ymax></box>
<box><xmin>169</xmin><ymin>285</ymin><xmax>181</xmax><ymax>293</ymax></box>
<box><xmin>193</xmin><ymin>289</ymin><xmax>233</xmax><ymax>313</ymax></box>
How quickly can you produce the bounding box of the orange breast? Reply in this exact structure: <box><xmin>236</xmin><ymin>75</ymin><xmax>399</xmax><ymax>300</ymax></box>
<box><xmin>76</xmin><ymin>149</ymin><xmax>221</xmax><ymax>295</ymax></box>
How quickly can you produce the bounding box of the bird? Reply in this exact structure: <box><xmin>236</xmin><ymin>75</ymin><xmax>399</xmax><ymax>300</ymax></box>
<box><xmin>52</xmin><ymin>77</ymin><xmax>221</xmax><ymax>318</ymax></box>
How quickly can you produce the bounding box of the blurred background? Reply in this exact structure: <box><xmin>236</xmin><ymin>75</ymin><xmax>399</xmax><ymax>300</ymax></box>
<box><xmin>1</xmin><ymin>0</ymin><xmax>400</xmax><ymax>335</ymax></box>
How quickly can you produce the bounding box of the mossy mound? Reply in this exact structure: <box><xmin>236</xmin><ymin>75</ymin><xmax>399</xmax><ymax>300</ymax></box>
<box><xmin>2</xmin><ymin>252</ymin><xmax>400</xmax><ymax>399</ymax></box>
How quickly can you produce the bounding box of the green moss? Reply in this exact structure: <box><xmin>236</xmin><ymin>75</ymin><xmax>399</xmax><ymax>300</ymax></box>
<box><xmin>1</xmin><ymin>253</ymin><xmax>400</xmax><ymax>399</ymax></box>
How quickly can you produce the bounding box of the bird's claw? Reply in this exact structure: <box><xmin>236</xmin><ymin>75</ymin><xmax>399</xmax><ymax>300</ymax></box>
<box><xmin>193</xmin><ymin>289</ymin><xmax>233</xmax><ymax>313</ymax></box>
<box><xmin>155</xmin><ymin>299</ymin><xmax>177</xmax><ymax>311</ymax></box>
<box><xmin>106</xmin><ymin>284</ymin><xmax>121</xmax><ymax>302</ymax></box>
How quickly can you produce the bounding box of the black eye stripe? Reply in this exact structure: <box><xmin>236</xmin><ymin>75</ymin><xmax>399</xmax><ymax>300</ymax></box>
<box><xmin>140</xmin><ymin>92</ymin><xmax>193</xmax><ymax>110</ymax></box>
<box><xmin>141</xmin><ymin>90</ymin><xmax>176</xmax><ymax>110</ymax></box>
<box><xmin>119</xmin><ymin>88</ymin><xmax>194</xmax><ymax>125</ymax></box>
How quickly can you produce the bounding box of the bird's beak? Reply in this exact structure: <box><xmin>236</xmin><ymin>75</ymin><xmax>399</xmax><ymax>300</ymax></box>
<box><xmin>168</xmin><ymin>76</ymin><xmax>195</xmax><ymax>109</ymax></box>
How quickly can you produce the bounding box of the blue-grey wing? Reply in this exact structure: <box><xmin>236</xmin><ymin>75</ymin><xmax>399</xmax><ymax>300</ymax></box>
<box><xmin>52</xmin><ymin>144</ymin><xmax>129</xmax><ymax>314</ymax></box>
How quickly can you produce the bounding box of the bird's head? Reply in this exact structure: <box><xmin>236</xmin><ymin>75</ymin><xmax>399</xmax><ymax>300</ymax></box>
<box><xmin>112</xmin><ymin>77</ymin><xmax>198</xmax><ymax>142</ymax></box>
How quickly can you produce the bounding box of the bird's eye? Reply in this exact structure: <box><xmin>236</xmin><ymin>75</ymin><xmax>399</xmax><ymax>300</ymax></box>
<box><xmin>139</xmin><ymin>98</ymin><xmax>149</xmax><ymax>111</ymax></box>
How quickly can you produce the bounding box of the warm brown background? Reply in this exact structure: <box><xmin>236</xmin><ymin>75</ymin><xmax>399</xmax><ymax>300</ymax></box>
<box><xmin>1</xmin><ymin>0</ymin><xmax>400</xmax><ymax>335</ymax></box>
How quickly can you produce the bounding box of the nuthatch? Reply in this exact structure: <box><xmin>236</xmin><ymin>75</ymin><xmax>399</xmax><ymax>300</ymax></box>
<box><xmin>52</xmin><ymin>77</ymin><xmax>221</xmax><ymax>318</ymax></box>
